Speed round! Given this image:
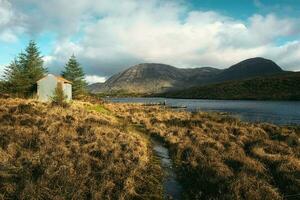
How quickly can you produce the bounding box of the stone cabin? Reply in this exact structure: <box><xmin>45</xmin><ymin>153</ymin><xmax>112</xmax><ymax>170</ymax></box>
<box><xmin>37</xmin><ymin>74</ymin><xmax>72</xmax><ymax>102</ymax></box>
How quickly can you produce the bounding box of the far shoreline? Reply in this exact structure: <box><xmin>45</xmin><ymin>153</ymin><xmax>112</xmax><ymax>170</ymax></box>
<box><xmin>92</xmin><ymin>92</ymin><xmax>300</xmax><ymax>101</ymax></box>
<box><xmin>104</xmin><ymin>97</ymin><xmax>300</xmax><ymax>126</ymax></box>
<box><xmin>102</xmin><ymin>95</ymin><xmax>300</xmax><ymax>102</ymax></box>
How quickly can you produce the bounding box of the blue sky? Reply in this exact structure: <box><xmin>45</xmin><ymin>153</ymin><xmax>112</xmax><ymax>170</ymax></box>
<box><xmin>191</xmin><ymin>0</ymin><xmax>300</xmax><ymax>18</ymax></box>
<box><xmin>0</xmin><ymin>0</ymin><xmax>300</xmax><ymax>83</ymax></box>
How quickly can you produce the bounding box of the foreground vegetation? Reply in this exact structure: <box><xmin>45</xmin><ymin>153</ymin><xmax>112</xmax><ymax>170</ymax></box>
<box><xmin>0</xmin><ymin>98</ymin><xmax>162</xmax><ymax>199</ymax></box>
<box><xmin>1</xmin><ymin>96</ymin><xmax>299</xmax><ymax>199</ymax></box>
<box><xmin>108</xmin><ymin>103</ymin><xmax>300</xmax><ymax>199</ymax></box>
<box><xmin>163</xmin><ymin>72</ymin><xmax>300</xmax><ymax>100</ymax></box>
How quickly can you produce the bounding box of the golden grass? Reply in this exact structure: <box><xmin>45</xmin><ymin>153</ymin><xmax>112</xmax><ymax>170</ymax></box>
<box><xmin>1</xmin><ymin>98</ymin><xmax>299</xmax><ymax>200</ymax></box>
<box><xmin>107</xmin><ymin>103</ymin><xmax>300</xmax><ymax>200</ymax></box>
<box><xmin>0</xmin><ymin>98</ymin><xmax>163</xmax><ymax>199</ymax></box>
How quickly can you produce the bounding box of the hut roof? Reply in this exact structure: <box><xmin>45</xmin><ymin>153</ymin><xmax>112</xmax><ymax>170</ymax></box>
<box><xmin>37</xmin><ymin>74</ymin><xmax>72</xmax><ymax>84</ymax></box>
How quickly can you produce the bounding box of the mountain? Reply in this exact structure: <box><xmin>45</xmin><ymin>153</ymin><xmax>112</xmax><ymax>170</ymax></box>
<box><xmin>213</xmin><ymin>57</ymin><xmax>284</xmax><ymax>82</ymax></box>
<box><xmin>162</xmin><ymin>72</ymin><xmax>300</xmax><ymax>100</ymax></box>
<box><xmin>88</xmin><ymin>57</ymin><xmax>285</xmax><ymax>94</ymax></box>
<box><xmin>88</xmin><ymin>63</ymin><xmax>221</xmax><ymax>94</ymax></box>
<box><xmin>87</xmin><ymin>82</ymin><xmax>104</xmax><ymax>93</ymax></box>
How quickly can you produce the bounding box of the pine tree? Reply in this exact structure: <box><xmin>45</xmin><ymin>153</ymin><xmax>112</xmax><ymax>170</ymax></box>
<box><xmin>21</xmin><ymin>40</ymin><xmax>47</xmax><ymax>96</ymax></box>
<box><xmin>2</xmin><ymin>40</ymin><xmax>47</xmax><ymax>97</ymax></box>
<box><xmin>3</xmin><ymin>58</ymin><xmax>28</xmax><ymax>96</ymax></box>
<box><xmin>0</xmin><ymin>81</ymin><xmax>3</xmax><ymax>93</ymax></box>
<box><xmin>62</xmin><ymin>55</ymin><xmax>87</xmax><ymax>99</ymax></box>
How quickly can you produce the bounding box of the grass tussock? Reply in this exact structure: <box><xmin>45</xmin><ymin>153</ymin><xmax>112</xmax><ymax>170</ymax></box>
<box><xmin>107</xmin><ymin>103</ymin><xmax>300</xmax><ymax>200</ymax></box>
<box><xmin>0</xmin><ymin>98</ymin><xmax>163</xmax><ymax>199</ymax></box>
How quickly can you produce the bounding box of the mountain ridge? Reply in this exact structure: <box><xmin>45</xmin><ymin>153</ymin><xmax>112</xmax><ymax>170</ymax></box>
<box><xmin>89</xmin><ymin>63</ymin><xmax>222</xmax><ymax>93</ymax></box>
<box><xmin>213</xmin><ymin>57</ymin><xmax>283</xmax><ymax>82</ymax></box>
<box><xmin>88</xmin><ymin>57</ymin><xmax>286</xmax><ymax>94</ymax></box>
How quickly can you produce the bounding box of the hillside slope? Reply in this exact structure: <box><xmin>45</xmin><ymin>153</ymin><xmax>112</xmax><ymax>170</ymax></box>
<box><xmin>89</xmin><ymin>63</ymin><xmax>221</xmax><ymax>94</ymax></box>
<box><xmin>88</xmin><ymin>57</ymin><xmax>285</xmax><ymax>94</ymax></box>
<box><xmin>214</xmin><ymin>57</ymin><xmax>284</xmax><ymax>82</ymax></box>
<box><xmin>163</xmin><ymin>72</ymin><xmax>300</xmax><ymax>100</ymax></box>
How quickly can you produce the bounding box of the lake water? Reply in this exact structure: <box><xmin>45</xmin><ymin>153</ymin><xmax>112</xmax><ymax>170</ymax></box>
<box><xmin>107</xmin><ymin>97</ymin><xmax>300</xmax><ymax>125</ymax></box>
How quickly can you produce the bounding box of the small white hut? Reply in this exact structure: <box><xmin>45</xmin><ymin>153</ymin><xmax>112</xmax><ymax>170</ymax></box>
<box><xmin>37</xmin><ymin>74</ymin><xmax>72</xmax><ymax>102</ymax></box>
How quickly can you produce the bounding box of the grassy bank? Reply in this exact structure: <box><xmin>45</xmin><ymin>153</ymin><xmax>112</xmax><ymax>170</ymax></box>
<box><xmin>108</xmin><ymin>103</ymin><xmax>300</xmax><ymax>199</ymax></box>
<box><xmin>0</xmin><ymin>98</ymin><xmax>163</xmax><ymax>199</ymax></box>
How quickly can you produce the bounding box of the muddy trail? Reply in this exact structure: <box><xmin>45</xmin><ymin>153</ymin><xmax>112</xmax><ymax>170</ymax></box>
<box><xmin>151</xmin><ymin>138</ymin><xmax>182</xmax><ymax>200</ymax></box>
<box><xmin>126</xmin><ymin>122</ymin><xmax>183</xmax><ymax>200</ymax></box>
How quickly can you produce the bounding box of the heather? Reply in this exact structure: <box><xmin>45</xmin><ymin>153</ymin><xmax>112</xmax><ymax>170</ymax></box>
<box><xmin>1</xmin><ymin>97</ymin><xmax>299</xmax><ymax>199</ymax></box>
<box><xmin>109</xmin><ymin>103</ymin><xmax>300</xmax><ymax>199</ymax></box>
<box><xmin>0</xmin><ymin>98</ymin><xmax>162</xmax><ymax>199</ymax></box>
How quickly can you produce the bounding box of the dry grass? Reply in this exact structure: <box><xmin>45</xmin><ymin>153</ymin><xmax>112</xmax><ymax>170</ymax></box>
<box><xmin>1</xmin><ymin>98</ymin><xmax>299</xmax><ymax>200</ymax></box>
<box><xmin>107</xmin><ymin>103</ymin><xmax>300</xmax><ymax>200</ymax></box>
<box><xmin>0</xmin><ymin>98</ymin><xmax>163</xmax><ymax>199</ymax></box>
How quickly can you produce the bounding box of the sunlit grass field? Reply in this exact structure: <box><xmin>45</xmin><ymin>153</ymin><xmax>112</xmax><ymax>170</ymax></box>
<box><xmin>109</xmin><ymin>103</ymin><xmax>300</xmax><ymax>199</ymax></box>
<box><xmin>0</xmin><ymin>98</ymin><xmax>162</xmax><ymax>199</ymax></box>
<box><xmin>0</xmin><ymin>98</ymin><xmax>299</xmax><ymax>200</ymax></box>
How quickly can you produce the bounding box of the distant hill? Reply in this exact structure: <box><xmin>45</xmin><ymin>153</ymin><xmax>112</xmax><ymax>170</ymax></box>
<box><xmin>87</xmin><ymin>82</ymin><xmax>104</xmax><ymax>93</ymax></box>
<box><xmin>88</xmin><ymin>57</ymin><xmax>286</xmax><ymax>94</ymax></box>
<box><xmin>214</xmin><ymin>57</ymin><xmax>284</xmax><ymax>82</ymax></box>
<box><xmin>88</xmin><ymin>63</ymin><xmax>221</xmax><ymax>94</ymax></box>
<box><xmin>162</xmin><ymin>72</ymin><xmax>300</xmax><ymax>100</ymax></box>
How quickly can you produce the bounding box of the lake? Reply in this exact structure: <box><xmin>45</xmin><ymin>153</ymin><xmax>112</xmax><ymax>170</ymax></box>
<box><xmin>106</xmin><ymin>97</ymin><xmax>300</xmax><ymax>125</ymax></box>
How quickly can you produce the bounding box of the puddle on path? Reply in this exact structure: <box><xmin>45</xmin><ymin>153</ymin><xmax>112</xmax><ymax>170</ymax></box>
<box><xmin>152</xmin><ymin>139</ymin><xmax>182</xmax><ymax>200</ymax></box>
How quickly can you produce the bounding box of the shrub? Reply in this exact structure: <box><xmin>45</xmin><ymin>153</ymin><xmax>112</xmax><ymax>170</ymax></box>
<box><xmin>51</xmin><ymin>83</ymin><xmax>68</xmax><ymax>107</ymax></box>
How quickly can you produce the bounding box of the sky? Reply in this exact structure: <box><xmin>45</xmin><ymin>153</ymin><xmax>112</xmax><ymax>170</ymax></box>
<box><xmin>0</xmin><ymin>0</ymin><xmax>300</xmax><ymax>83</ymax></box>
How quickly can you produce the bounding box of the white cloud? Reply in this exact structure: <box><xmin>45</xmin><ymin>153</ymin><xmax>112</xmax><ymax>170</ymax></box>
<box><xmin>0</xmin><ymin>0</ymin><xmax>24</xmax><ymax>43</ymax></box>
<box><xmin>43</xmin><ymin>55</ymin><xmax>54</xmax><ymax>65</ymax></box>
<box><xmin>263</xmin><ymin>41</ymin><xmax>300</xmax><ymax>71</ymax></box>
<box><xmin>0</xmin><ymin>0</ymin><xmax>13</xmax><ymax>26</ymax></box>
<box><xmin>3</xmin><ymin>0</ymin><xmax>300</xmax><ymax>76</ymax></box>
<box><xmin>85</xmin><ymin>75</ymin><xmax>106</xmax><ymax>84</ymax></box>
<box><xmin>77</xmin><ymin>9</ymin><xmax>300</xmax><ymax>71</ymax></box>
<box><xmin>0</xmin><ymin>30</ymin><xmax>18</xmax><ymax>42</ymax></box>
<box><xmin>52</xmin><ymin>40</ymin><xmax>83</xmax><ymax>62</ymax></box>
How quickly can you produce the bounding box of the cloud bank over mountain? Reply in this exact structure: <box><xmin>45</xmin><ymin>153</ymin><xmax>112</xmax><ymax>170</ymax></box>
<box><xmin>0</xmin><ymin>0</ymin><xmax>300</xmax><ymax>83</ymax></box>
